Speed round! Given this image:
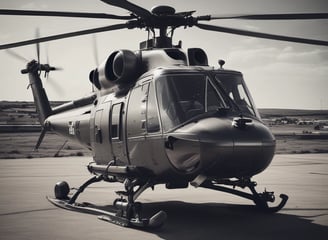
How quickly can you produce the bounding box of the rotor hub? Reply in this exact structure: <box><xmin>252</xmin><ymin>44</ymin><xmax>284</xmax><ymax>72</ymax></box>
<box><xmin>151</xmin><ymin>5</ymin><xmax>176</xmax><ymax>16</ymax></box>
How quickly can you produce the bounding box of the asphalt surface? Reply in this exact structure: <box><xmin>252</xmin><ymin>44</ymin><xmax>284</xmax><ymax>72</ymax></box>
<box><xmin>0</xmin><ymin>154</ymin><xmax>327</xmax><ymax>240</ymax></box>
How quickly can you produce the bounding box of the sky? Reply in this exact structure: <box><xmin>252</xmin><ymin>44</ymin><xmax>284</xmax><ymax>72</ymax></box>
<box><xmin>0</xmin><ymin>0</ymin><xmax>327</xmax><ymax>109</ymax></box>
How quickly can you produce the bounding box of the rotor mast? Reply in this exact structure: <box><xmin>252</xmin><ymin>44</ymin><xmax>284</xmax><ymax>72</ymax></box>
<box><xmin>139</xmin><ymin>6</ymin><xmax>179</xmax><ymax>49</ymax></box>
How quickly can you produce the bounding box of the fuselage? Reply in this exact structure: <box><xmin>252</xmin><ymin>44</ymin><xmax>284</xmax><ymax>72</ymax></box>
<box><xmin>47</xmin><ymin>66</ymin><xmax>275</xmax><ymax>183</ymax></box>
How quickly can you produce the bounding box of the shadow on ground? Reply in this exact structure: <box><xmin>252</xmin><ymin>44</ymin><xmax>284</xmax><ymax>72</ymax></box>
<box><xmin>64</xmin><ymin>199</ymin><xmax>328</xmax><ymax>240</ymax></box>
<box><xmin>140</xmin><ymin>201</ymin><xmax>328</xmax><ymax>240</ymax></box>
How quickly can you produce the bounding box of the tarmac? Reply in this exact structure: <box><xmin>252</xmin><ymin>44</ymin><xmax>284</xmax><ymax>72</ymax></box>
<box><xmin>0</xmin><ymin>154</ymin><xmax>327</xmax><ymax>240</ymax></box>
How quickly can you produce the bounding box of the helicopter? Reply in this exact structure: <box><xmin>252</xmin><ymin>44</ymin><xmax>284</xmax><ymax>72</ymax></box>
<box><xmin>1</xmin><ymin>0</ymin><xmax>328</xmax><ymax>228</ymax></box>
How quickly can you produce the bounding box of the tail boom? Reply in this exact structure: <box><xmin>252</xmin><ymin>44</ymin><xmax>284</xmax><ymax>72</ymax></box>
<box><xmin>23</xmin><ymin>60</ymin><xmax>52</xmax><ymax>125</ymax></box>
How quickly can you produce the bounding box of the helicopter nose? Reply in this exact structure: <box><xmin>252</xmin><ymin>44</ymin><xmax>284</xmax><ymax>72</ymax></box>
<box><xmin>165</xmin><ymin>116</ymin><xmax>275</xmax><ymax>177</ymax></box>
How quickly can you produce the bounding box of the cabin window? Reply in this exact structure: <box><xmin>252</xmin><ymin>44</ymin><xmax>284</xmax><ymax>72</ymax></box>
<box><xmin>111</xmin><ymin>103</ymin><xmax>123</xmax><ymax>140</ymax></box>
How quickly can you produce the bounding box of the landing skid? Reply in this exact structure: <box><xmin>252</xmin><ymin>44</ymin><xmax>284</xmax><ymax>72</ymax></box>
<box><xmin>47</xmin><ymin>175</ymin><xmax>167</xmax><ymax>229</ymax></box>
<box><xmin>47</xmin><ymin>196</ymin><xmax>166</xmax><ymax>228</ymax></box>
<box><xmin>47</xmin><ymin>173</ymin><xmax>288</xmax><ymax>229</ymax></box>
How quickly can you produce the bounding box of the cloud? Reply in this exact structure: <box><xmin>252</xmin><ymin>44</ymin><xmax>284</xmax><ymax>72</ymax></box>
<box><xmin>225</xmin><ymin>42</ymin><xmax>328</xmax><ymax>109</ymax></box>
<box><xmin>276</xmin><ymin>47</ymin><xmax>328</xmax><ymax>65</ymax></box>
<box><xmin>244</xmin><ymin>25</ymin><xmax>261</xmax><ymax>31</ymax></box>
<box><xmin>227</xmin><ymin>43</ymin><xmax>328</xmax><ymax>69</ymax></box>
<box><xmin>0</xmin><ymin>33</ymin><xmax>12</xmax><ymax>42</ymax></box>
<box><xmin>20</xmin><ymin>2</ymin><xmax>49</xmax><ymax>10</ymax></box>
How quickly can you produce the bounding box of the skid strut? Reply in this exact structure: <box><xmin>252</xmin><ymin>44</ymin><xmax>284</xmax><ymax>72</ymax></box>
<box><xmin>100</xmin><ymin>178</ymin><xmax>167</xmax><ymax>228</ymax></box>
<box><xmin>47</xmin><ymin>175</ymin><xmax>166</xmax><ymax>228</ymax></box>
<box><xmin>200</xmin><ymin>178</ymin><xmax>288</xmax><ymax>213</ymax></box>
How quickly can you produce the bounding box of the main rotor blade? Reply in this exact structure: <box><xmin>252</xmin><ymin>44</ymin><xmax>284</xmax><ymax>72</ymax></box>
<box><xmin>101</xmin><ymin>0</ymin><xmax>152</xmax><ymax>19</ymax></box>
<box><xmin>0</xmin><ymin>9</ymin><xmax>135</xmax><ymax>20</ymax></box>
<box><xmin>205</xmin><ymin>13</ymin><xmax>328</xmax><ymax>20</ymax></box>
<box><xmin>196</xmin><ymin>23</ymin><xmax>328</xmax><ymax>46</ymax></box>
<box><xmin>0</xmin><ymin>23</ymin><xmax>129</xmax><ymax>50</ymax></box>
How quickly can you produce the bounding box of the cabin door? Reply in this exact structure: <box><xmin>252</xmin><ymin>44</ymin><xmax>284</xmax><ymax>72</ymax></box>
<box><xmin>110</xmin><ymin>102</ymin><xmax>127</xmax><ymax>165</ymax></box>
<box><xmin>93</xmin><ymin>102</ymin><xmax>112</xmax><ymax>164</ymax></box>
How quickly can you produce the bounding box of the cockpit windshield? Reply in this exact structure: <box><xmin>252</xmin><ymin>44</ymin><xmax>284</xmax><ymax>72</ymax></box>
<box><xmin>214</xmin><ymin>73</ymin><xmax>260</xmax><ymax>119</ymax></box>
<box><xmin>156</xmin><ymin>74</ymin><xmax>228</xmax><ymax>132</ymax></box>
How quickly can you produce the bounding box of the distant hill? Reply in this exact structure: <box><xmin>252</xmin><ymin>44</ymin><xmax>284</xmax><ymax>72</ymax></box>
<box><xmin>1</xmin><ymin>101</ymin><xmax>327</xmax><ymax>126</ymax></box>
<box><xmin>258</xmin><ymin>108</ymin><xmax>328</xmax><ymax>120</ymax></box>
<box><xmin>0</xmin><ymin>101</ymin><xmax>65</xmax><ymax>125</ymax></box>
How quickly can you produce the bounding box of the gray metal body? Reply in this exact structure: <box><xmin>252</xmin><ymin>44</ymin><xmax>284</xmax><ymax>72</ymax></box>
<box><xmin>38</xmin><ymin>49</ymin><xmax>275</xmax><ymax>184</ymax></box>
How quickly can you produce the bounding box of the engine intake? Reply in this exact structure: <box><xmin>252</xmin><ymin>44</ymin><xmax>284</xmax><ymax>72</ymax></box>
<box><xmin>97</xmin><ymin>50</ymin><xmax>138</xmax><ymax>89</ymax></box>
<box><xmin>188</xmin><ymin>48</ymin><xmax>208</xmax><ymax>66</ymax></box>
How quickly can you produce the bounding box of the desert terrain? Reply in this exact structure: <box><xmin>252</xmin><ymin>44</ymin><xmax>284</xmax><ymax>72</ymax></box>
<box><xmin>0</xmin><ymin>101</ymin><xmax>328</xmax><ymax>159</ymax></box>
<box><xmin>1</xmin><ymin>154</ymin><xmax>328</xmax><ymax>239</ymax></box>
<box><xmin>0</xmin><ymin>102</ymin><xmax>328</xmax><ymax>240</ymax></box>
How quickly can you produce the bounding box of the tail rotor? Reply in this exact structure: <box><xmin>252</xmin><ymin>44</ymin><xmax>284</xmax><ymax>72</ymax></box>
<box><xmin>5</xmin><ymin>28</ymin><xmax>63</xmax><ymax>150</ymax></box>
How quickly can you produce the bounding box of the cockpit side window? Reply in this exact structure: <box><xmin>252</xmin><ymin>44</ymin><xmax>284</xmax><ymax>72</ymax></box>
<box><xmin>176</xmin><ymin>76</ymin><xmax>205</xmax><ymax>119</ymax></box>
<box><xmin>156</xmin><ymin>74</ymin><xmax>228</xmax><ymax>132</ymax></box>
<box><xmin>156</xmin><ymin>74</ymin><xmax>206</xmax><ymax>131</ymax></box>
